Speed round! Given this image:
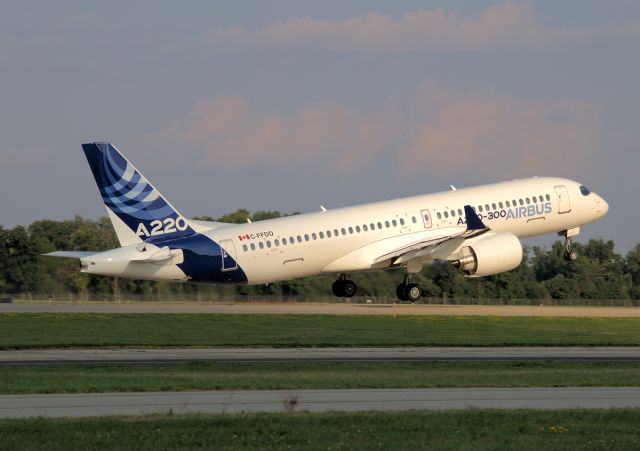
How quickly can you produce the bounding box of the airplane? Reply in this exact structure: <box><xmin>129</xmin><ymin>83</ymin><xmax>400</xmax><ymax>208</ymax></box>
<box><xmin>45</xmin><ymin>142</ymin><xmax>609</xmax><ymax>302</ymax></box>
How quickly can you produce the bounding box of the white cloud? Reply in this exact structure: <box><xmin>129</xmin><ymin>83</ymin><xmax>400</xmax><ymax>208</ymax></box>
<box><xmin>152</xmin><ymin>82</ymin><xmax>600</xmax><ymax>177</ymax></box>
<box><xmin>204</xmin><ymin>2</ymin><xmax>640</xmax><ymax>52</ymax></box>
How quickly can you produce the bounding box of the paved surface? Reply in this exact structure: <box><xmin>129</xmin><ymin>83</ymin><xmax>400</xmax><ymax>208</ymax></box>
<box><xmin>2</xmin><ymin>387</ymin><xmax>640</xmax><ymax>417</ymax></box>
<box><xmin>3</xmin><ymin>347</ymin><xmax>640</xmax><ymax>365</ymax></box>
<box><xmin>3</xmin><ymin>301</ymin><xmax>640</xmax><ymax>316</ymax></box>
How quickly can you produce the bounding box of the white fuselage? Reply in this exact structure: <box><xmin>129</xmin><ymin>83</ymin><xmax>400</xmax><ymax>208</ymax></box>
<box><xmin>188</xmin><ymin>176</ymin><xmax>606</xmax><ymax>285</ymax></box>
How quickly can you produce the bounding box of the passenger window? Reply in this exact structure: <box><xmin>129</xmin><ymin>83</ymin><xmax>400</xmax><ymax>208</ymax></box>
<box><xmin>341</xmin><ymin>228</ymin><xmax>346</xmax><ymax>235</ymax></box>
<box><xmin>485</xmin><ymin>204</ymin><xmax>490</xmax><ymax>211</ymax></box>
<box><xmin>250</xmin><ymin>243</ymin><xmax>256</xmax><ymax>251</ymax></box>
<box><xmin>478</xmin><ymin>206</ymin><xmax>483</xmax><ymax>212</ymax></box>
<box><xmin>370</xmin><ymin>223</ymin><xmax>376</xmax><ymax>230</ymax></box>
<box><xmin>506</xmin><ymin>201</ymin><xmax>510</xmax><ymax>207</ymax></box>
<box><xmin>319</xmin><ymin>231</ymin><xmax>324</xmax><ymax>239</ymax></box>
<box><xmin>289</xmin><ymin>237</ymin><xmax>295</xmax><ymax>244</ymax></box>
<box><xmin>281</xmin><ymin>239</ymin><xmax>286</xmax><ymax>246</ymax></box>
<box><xmin>259</xmin><ymin>242</ymin><xmax>264</xmax><ymax>249</ymax></box>
<box><xmin>274</xmin><ymin>239</ymin><xmax>279</xmax><ymax>246</ymax></box>
<box><xmin>385</xmin><ymin>221</ymin><xmax>390</xmax><ymax>228</ymax></box>
<box><xmin>297</xmin><ymin>236</ymin><xmax>302</xmax><ymax>243</ymax></box>
<box><xmin>348</xmin><ymin>227</ymin><xmax>354</xmax><ymax>234</ymax></box>
<box><xmin>412</xmin><ymin>217</ymin><xmax>417</xmax><ymax>224</ymax></box>
<box><xmin>399</xmin><ymin>218</ymin><xmax>405</xmax><ymax>226</ymax></box>
<box><xmin>499</xmin><ymin>202</ymin><xmax>503</xmax><ymax>209</ymax></box>
<box><xmin>327</xmin><ymin>230</ymin><xmax>331</xmax><ymax>238</ymax></box>
<box><xmin>444</xmin><ymin>211</ymin><xmax>449</xmax><ymax>218</ymax></box>
<box><xmin>392</xmin><ymin>220</ymin><xmax>397</xmax><ymax>227</ymax></box>
<box><xmin>532</xmin><ymin>196</ymin><xmax>537</xmax><ymax>203</ymax></box>
<box><xmin>457</xmin><ymin>208</ymin><xmax>462</xmax><ymax>216</ymax></box>
<box><xmin>450</xmin><ymin>210</ymin><xmax>455</xmax><ymax>217</ymax></box>
<box><xmin>311</xmin><ymin>233</ymin><xmax>317</xmax><ymax>240</ymax></box>
<box><xmin>519</xmin><ymin>199</ymin><xmax>524</xmax><ymax>206</ymax></box>
<box><xmin>539</xmin><ymin>195</ymin><xmax>544</xmax><ymax>202</ymax></box>
<box><xmin>266</xmin><ymin>241</ymin><xmax>271</xmax><ymax>248</ymax></box>
<box><xmin>304</xmin><ymin>234</ymin><xmax>309</xmax><ymax>241</ymax></box>
<box><xmin>363</xmin><ymin>224</ymin><xmax>368</xmax><ymax>232</ymax></box>
<box><xmin>377</xmin><ymin>222</ymin><xmax>383</xmax><ymax>229</ymax></box>
<box><xmin>525</xmin><ymin>197</ymin><xmax>530</xmax><ymax>204</ymax></box>
<box><xmin>242</xmin><ymin>244</ymin><xmax>248</xmax><ymax>252</ymax></box>
<box><xmin>356</xmin><ymin>225</ymin><xmax>361</xmax><ymax>233</ymax></box>
<box><xmin>546</xmin><ymin>194</ymin><xmax>551</xmax><ymax>201</ymax></box>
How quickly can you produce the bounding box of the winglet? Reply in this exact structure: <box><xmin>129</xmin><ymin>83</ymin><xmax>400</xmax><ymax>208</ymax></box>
<box><xmin>463</xmin><ymin>205</ymin><xmax>487</xmax><ymax>230</ymax></box>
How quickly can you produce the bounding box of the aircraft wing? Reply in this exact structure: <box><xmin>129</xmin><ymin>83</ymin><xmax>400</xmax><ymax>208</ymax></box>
<box><xmin>323</xmin><ymin>206</ymin><xmax>489</xmax><ymax>273</ymax></box>
<box><xmin>374</xmin><ymin>206</ymin><xmax>489</xmax><ymax>265</ymax></box>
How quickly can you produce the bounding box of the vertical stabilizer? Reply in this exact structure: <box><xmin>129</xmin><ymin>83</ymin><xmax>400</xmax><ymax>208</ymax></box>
<box><xmin>82</xmin><ymin>142</ymin><xmax>194</xmax><ymax>246</ymax></box>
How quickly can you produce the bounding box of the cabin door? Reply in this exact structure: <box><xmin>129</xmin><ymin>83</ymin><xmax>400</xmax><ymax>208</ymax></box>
<box><xmin>554</xmin><ymin>185</ymin><xmax>571</xmax><ymax>214</ymax></box>
<box><xmin>220</xmin><ymin>240</ymin><xmax>238</xmax><ymax>271</ymax></box>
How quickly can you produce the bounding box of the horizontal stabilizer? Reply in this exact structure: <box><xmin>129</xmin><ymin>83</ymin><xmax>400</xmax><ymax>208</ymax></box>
<box><xmin>43</xmin><ymin>251</ymin><xmax>97</xmax><ymax>259</ymax></box>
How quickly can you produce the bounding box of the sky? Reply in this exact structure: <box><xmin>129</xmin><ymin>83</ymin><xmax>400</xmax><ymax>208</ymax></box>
<box><xmin>1</xmin><ymin>1</ymin><xmax>639</xmax><ymax>252</ymax></box>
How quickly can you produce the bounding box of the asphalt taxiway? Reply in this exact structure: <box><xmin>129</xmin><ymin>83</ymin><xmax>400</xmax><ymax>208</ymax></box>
<box><xmin>2</xmin><ymin>346</ymin><xmax>640</xmax><ymax>365</ymax></box>
<box><xmin>3</xmin><ymin>301</ymin><xmax>640</xmax><ymax>316</ymax></box>
<box><xmin>2</xmin><ymin>387</ymin><xmax>640</xmax><ymax>417</ymax></box>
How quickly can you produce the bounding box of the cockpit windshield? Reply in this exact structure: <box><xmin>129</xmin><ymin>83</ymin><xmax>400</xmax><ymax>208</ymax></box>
<box><xmin>580</xmin><ymin>185</ymin><xmax>591</xmax><ymax>196</ymax></box>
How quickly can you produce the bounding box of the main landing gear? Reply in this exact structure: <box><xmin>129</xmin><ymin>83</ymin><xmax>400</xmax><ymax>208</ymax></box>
<box><xmin>332</xmin><ymin>274</ymin><xmax>357</xmax><ymax>298</ymax></box>
<box><xmin>330</xmin><ymin>273</ymin><xmax>422</xmax><ymax>302</ymax></box>
<box><xmin>396</xmin><ymin>274</ymin><xmax>422</xmax><ymax>303</ymax></box>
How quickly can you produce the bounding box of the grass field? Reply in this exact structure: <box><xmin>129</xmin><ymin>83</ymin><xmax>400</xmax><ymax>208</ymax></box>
<box><xmin>1</xmin><ymin>409</ymin><xmax>639</xmax><ymax>450</ymax></box>
<box><xmin>2</xmin><ymin>313</ymin><xmax>640</xmax><ymax>348</ymax></box>
<box><xmin>2</xmin><ymin>361</ymin><xmax>640</xmax><ymax>394</ymax></box>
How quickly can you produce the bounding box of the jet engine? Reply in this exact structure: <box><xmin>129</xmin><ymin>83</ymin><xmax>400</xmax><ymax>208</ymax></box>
<box><xmin>453</xmin><ymin>232</ymin><xmax>523</xmax><ymax>277</ymax></box>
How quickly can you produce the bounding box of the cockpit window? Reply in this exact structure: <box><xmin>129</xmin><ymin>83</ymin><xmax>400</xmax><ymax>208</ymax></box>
<box><xmin>580</xmin><ymin>185</ymin><xmax>591</xmax><ymax>196</ymax></box>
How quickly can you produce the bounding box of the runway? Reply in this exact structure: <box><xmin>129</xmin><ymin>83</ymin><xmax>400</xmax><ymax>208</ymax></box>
<box><xmin>2</xmin><ymin>387</ymin><xmax>640</xmax><ymax>417</ymax></box>
<box><xmin>3</xmin><ymin>301</ymin><xmax>640</xmax><ymax>316</ymax></box>
<box><xmin>3</xmin><ymin>346</ymin><xmax>640</xmax><ymax>365</ymax></box>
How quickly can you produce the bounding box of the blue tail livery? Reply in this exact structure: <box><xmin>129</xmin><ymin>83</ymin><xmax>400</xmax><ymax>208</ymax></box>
<box><xmin>82</xmin><ymin>142</ymin><xmax>194</xmax><ymax>245</ymax></box>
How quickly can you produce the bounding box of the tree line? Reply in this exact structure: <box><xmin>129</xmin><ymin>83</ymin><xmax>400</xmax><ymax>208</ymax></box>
<box><xmin>1</xmin><ymin>210</ymin><xmax>639</xmax><ymax>303</ymax></box>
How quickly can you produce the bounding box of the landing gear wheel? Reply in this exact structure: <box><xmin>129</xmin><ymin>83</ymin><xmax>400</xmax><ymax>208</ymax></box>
<box><xmin>342</xmin><ymin>280</ymin><xmax>357</xmax><ymax>298</ymax></box>
<box><xmin>396</xmin><ymin>284</ymin><xmax>409</xmax><ymax>302</ymax></box>
<box><xmin>332</xmin><ymin>277</ymin><xmax>357</xmax><ymax>297</ymax></box>
<box><xmin>564</xmin><ymin>250</ymin><xmax>578</xmax><ymax>262</ymax></box>
<box><xmin>405</xmin><ymin>283</ymin><xmax>421</xmax><ymax>302</ymax></box>
<box><xmin>332</xmin><ymin>280</ymin><xmax>345</xmax><ymax>297</ymax></box>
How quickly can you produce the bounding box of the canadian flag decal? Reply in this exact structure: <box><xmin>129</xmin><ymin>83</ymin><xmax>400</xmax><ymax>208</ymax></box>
<box><xmin>238</xmin><ymin>234</ymin><xmax>251</xmax><ymax>241</ymax></box>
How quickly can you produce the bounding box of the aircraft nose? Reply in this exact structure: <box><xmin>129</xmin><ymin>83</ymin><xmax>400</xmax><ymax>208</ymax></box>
<box><xmin>595</xmin><ymin>194</ymin><xmax>609</xmax><ymax>217</ymax></box>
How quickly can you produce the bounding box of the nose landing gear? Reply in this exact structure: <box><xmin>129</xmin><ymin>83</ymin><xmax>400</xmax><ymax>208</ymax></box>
<box><xmin>561</xmin><ymin>229</ymin><xmax>579</xmax><ymax>262</ymax></box>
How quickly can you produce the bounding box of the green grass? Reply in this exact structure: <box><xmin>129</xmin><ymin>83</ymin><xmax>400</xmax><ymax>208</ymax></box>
<box><xmin>2</xmin><ymin>410</ymin><xmax>640</xmax><ymax>450</ymax></box>
<box><xmin>2</xmin><ymin>361</ymin><xmax>640</xmax><ymax>394</ymax></box>
<box><xmin>2</xmin><ymin>313</ymin><xmax>640</xmax><ymax>348</ymax></box>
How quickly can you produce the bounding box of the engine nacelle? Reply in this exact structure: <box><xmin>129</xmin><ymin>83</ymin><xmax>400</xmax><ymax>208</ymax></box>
<box><xmin>453</xmin><ymin>232</ymin><xmax>523</xmax><ymax>277</ymax></box>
